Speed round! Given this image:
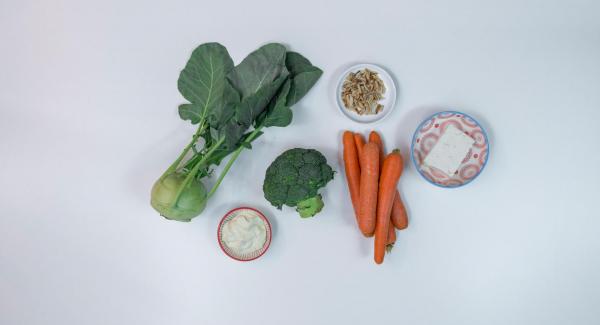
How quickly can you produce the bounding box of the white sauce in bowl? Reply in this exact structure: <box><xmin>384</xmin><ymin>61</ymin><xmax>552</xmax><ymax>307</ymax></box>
<box><xmin>221</xmin><ymin>210</ymin><xmax>267</xmax><ymax>255</ymax></box>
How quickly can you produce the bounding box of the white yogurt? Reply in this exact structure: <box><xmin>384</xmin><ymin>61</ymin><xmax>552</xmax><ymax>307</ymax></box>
<box><xmin>221</xmin><ymin>210</ymin><xmax>267</xmax><ymax>255</ymax></box>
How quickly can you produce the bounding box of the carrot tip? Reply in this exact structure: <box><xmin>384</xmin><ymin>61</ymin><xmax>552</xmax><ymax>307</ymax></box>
<box><xmin>385</xmin><ymin>243</ymin><xmax>394</xmax><ymax>253</ymax></box>
<box><xmin>395</xmin><ymin>224</ymin><xmax>408</xmax><ymax>230</ymax></box>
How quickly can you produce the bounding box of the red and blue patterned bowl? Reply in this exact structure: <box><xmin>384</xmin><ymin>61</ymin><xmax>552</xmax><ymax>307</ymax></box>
<box><xmin>411</xmin><ymin>111</ymin><xmax>489</xmax><ymax>188</ymax></box>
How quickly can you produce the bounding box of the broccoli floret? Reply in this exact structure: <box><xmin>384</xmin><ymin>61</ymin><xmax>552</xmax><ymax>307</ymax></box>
<box><xmin>263</xmin><ymin>148</ymin><xmax>334</xmax><ymax>218</ymax></box>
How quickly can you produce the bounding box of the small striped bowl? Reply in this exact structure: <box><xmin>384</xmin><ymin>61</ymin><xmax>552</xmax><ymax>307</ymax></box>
<box><xmin>217</xmin><ymin>207</ymin><xmax>272</xmax><ymax>262</ymax></box>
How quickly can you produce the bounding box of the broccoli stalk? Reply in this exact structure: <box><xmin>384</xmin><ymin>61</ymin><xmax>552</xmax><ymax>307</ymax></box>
<box><xmin>296</xmin><ymin>194</ymin><xmax>325</xmax><ymax>218</ymax></box>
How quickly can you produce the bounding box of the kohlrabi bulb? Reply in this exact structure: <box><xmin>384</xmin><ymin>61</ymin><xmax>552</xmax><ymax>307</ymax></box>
<box><xmin>150</xmin><ymin>173</ymin><xmax>207</xmax><ymax>222</ymax></box>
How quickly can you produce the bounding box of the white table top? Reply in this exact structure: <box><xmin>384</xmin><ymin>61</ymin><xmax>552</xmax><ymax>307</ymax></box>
<box><xmin>2</xmin><ymin>1</ymin><xmax>599</xmax><ymax>324</ymax></box>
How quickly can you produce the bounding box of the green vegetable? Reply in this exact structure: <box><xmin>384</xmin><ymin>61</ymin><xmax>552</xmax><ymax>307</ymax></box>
<box><xmin>151</xmin><ymin>43</ymin><xmax>322</xmax><ymax>221</ymax></box>
<box><xmin>296</xmin><ymin>194</ymin><xmax>325</xmax><ymax>218</ymax></box>
<box><xmin>151</xmin><ymin>173</ymin><xmax>207</xmax><ymax>221</ymax></box>
<box><xmin>263</xmin><ymin>148</ymin><xmax>334</xmax><ymax>218</ymax></box>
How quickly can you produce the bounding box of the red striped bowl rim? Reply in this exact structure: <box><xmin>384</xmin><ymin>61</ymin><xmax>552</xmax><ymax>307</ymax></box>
<box><xmin>217</xmin><ymin>207</ymin><xmax>272</xmax><ymax>262</ymax></box>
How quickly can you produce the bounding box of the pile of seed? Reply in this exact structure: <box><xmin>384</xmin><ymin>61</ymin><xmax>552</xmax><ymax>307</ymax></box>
<box><xmin>341</xmin><ymin>68</ymin><xmax>386</xmax><ymax>115</ymax></box>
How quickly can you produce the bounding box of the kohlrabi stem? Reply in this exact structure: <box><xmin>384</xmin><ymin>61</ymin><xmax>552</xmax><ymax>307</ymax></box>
<box><xmin>207</xmin><ymin>127</ymin><xmax>264</xmax><ymax>198</ymax></box>
<box><xmin>160</xmin><ymin>123</ymin><xmax>206</xmax><ymax>179</ymax></box>
<box><xmin>171</xmin><ymin>138</ymin><xmax>224</xmax><ymax>204</ymax></box>
<box><xmin>206</xmin><ymin>145</ymin><xmax>243</xmax><ymax>199</ymax></box>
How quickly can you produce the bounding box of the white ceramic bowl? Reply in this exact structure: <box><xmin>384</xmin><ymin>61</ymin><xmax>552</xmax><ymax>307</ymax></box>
<box><xmin>336</xmin><ymin>63</ymin><xmax>397</xmax><ymax>124</ymax></box>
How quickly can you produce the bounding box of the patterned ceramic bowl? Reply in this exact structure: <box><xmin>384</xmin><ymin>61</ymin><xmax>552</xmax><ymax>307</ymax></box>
<box><xmin>411</xmin><ymin>111</ymin><xmax>489</xmax><ymax>188</ymax></box>
<box><xmin>217</xmin><ymin>207</ymin><xmax>272</xmax><ymax>261</ymax></box>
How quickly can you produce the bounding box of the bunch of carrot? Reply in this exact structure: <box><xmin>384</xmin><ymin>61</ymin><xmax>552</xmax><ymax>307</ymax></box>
<box><xmin>343</xmin><ymin>131</ymin><xmax>408</xmax><ymax>264</ymax></box>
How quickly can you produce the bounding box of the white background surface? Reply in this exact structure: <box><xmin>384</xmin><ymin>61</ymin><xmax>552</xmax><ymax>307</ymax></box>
<box><xmin>1</xmin><ymin>1</ymin><xmax>599</xmax><ymax>324</ymax></box>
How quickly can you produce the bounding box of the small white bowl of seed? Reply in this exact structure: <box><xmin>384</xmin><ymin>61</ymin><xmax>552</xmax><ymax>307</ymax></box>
<box><xmin>336</xmin><ymin>63</ymin><xmax>397</xmax><ymax>124</ymax></box>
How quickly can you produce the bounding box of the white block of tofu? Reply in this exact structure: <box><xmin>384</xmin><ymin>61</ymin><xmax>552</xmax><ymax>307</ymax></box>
<box><xmin>424</xmin><ymin>125</ymin><xmax>475</xmax><ymax>176</ymax></box>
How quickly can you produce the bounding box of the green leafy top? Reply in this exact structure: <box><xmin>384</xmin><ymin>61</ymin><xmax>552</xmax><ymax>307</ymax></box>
<box><xmin>227</xmin><ymin>43</ymin><xmax>288</xmax><ymax>99</ymax></box>
<box><xmin>177</xmin><ymin>43</ymin><xmax>234</xmax><ymax>125</ymax></box>
<box><xmin>176</xmin><ymin>42</ymin><xmax>322</xmax><ymax>181</ymax></box>
<box><xmin>151</xmin><ymin>42</ymin><xmax>323</xmax><ymax>222</ymax></box>
<box><xmin>285</xmin><ymin>52</ymin><xmax>323</xmax><ymax>106</ymax></box>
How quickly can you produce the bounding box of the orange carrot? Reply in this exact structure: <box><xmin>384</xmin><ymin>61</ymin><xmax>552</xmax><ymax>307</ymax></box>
<box><xmin>375</xmin><ymin>150</ymin><xmax>403</xmax><ymax>264</ymax></box>
<box><xmin>343</xmin><ymin>131</ymin><xmax>361</xmax><ymax>226</ymax></box>
<box><xmin>369</xmin><ymin>131</ymin><xmax>409</xmax><ymax>230</ymax></box>
<box><xmin>392</xmin><ymin>193</ymin><xmax>408</xmax><ymax>230</ymax></box>
<box><xmin>359</xmin><ymin>142</ymin><xmax>379</xmax><ymax>237</ymax></box>
<box><xmin>354</xmin><ymin>133</ymin><xmax>366</xmax><ymax>167</ymax></box>
<box><xmin>368</xmin><ymin>131</ymin><xmax>385</xmax><ymax>165</ymax></box>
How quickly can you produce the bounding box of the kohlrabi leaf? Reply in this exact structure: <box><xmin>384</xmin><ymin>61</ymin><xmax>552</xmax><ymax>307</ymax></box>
<box><xmin>286</xmin><ymin>67</ymin><xmax>322</xmax><ymax>106</ymax></box>
<box><xmin>260</xmin><ymin>79</ymin><xmax>293</xmax><ymax>127</ymax></box>
<box><xmin>285</xmin><ymin>51</ymin><xmax>314</xmax><ymax>74</ymax></box>
<box><xmin>227</xmin><ymin>43</ymin><xmax>287</xmax><ymax>99</ymax></box>
<box><xmin>178</xmin><ymin>104</ymin><xmax>203</xmax><ymax>124</ymax></box>
<box><xmin>234</xmin><ymin>73</ymin><xmax>288</xmax><ymax>127</ymax></box>
<box><xmin>177</xmin><ymin>43</ymin><xmax>234</xmax><ymax>124</ymax></box>
<box><xmin>213</xmin><ymin>74</ymin><xmax>287</xmax><ymax>151</ymax></box>
<box><xmin>284</xmin><ymin>51</ymin><xmax>322</xmax><ymax>106</ymax></box>
<box><xmin>218</xmin><ymin>121</ymin><xmax>246</xmax><ymax>150</ymax></box>
<box><xmin>207</xmin><ymin>81</ymin><xmax>239</xmax><ymax>129</ymax></box>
